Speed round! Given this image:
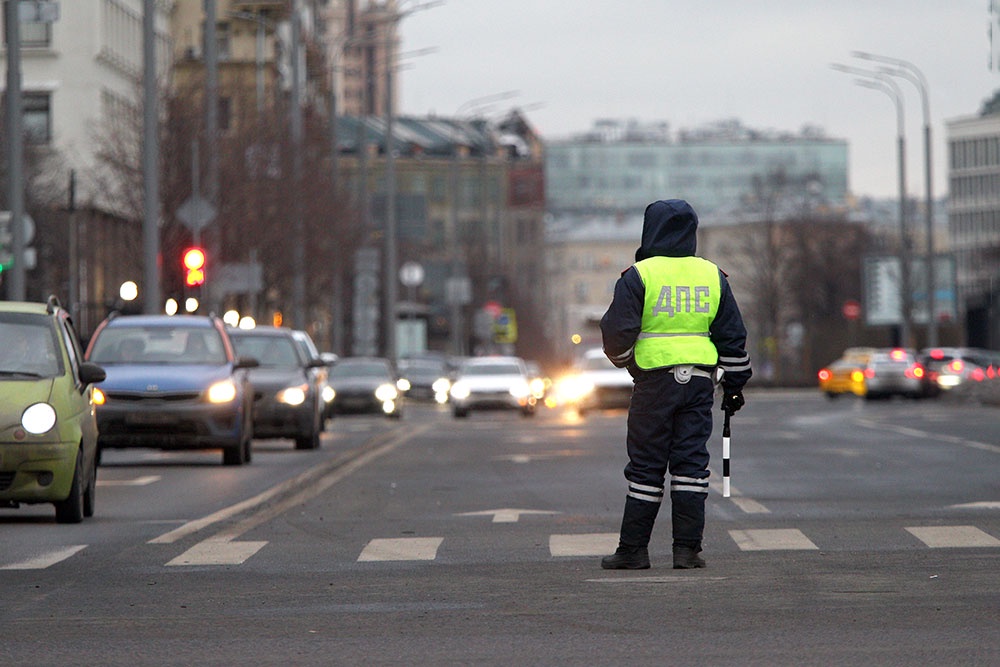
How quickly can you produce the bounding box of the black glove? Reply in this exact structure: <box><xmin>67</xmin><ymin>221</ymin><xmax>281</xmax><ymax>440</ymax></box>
<box><xmin>721</xmin><ymin>389</ymin><xmax>745</xmax><ymax>414</ymax></box>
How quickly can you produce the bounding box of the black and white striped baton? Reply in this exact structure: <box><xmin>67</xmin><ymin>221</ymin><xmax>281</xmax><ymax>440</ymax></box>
<box><xmin>722</xmin><ymin>409</ymin><xmax>732</xmax><ymax>498</ymax></box>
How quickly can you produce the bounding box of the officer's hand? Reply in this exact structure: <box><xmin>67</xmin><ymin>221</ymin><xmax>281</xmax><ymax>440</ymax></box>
<box><xmin>721</xmin><ymin>389</ymin><xmax>745</xmax><ymax>414</ymax></box>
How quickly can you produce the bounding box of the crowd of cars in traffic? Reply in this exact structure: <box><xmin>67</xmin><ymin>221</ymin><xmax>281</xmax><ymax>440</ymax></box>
<box><xmin>0</xmin><ymin>296</ymin><xmax>632</xmax><ymax>525</ymax></box>
<box><xmin>8</xmin><ymin>291</ymin><xmax>999</xmax><ymax>526</ymax></box>
<box><xmin>817</xmin><ymin>346</ymin><xmax>1000</xmax><ymax>400</ymax></box>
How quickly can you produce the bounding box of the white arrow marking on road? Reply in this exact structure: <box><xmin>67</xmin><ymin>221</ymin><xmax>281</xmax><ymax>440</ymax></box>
<box><xmin>97</xmin><ymin>475</ymin><xmax>161</xmax><ymax>487</ymax></box>
<box><xmin>457</xmin><ymin>508</ymin><xmax>561</xmax><ymax>523</ymax></box>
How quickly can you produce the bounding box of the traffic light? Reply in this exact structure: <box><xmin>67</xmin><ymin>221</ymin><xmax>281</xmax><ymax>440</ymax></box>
<box><xmin>182</xmin><ymin>247</ymin><xmax>206</xmax><ymax>287</ymax></box>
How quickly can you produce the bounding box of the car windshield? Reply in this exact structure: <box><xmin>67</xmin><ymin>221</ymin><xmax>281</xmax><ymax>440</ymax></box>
<box><xmin>462</xmin><ymin>362</ymin><xmax>522</xmax><ymax>376</ymax></box>
<box><xmin>231</xmin><ymin>334</ymin><xmax>301</xmax><ymax>368</ymax></box>
<box><xmin>400</xmin><ymin>361</ymin><xmax>445</xmax><ymax>377</ymax></box>
<box><xmin>0</xmin><ymin>315</ymin><xmax>61</xmax><ymax>377</ymax></box>
<box><xmin>89</xmin><ymin>326</ymin><xmax>228</xmax><ymax>365</ymax></box>
<box><xmin>330</xmin><ymin>361</ymin><xmax>390</xmax><ymax>379</ymax></box>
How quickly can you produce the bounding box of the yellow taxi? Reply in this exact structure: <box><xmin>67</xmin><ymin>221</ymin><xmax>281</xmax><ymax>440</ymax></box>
<box><xmin>817</xmin><ymin>347</ymin><xmax>876</xmax><ymax>398</ymax></box>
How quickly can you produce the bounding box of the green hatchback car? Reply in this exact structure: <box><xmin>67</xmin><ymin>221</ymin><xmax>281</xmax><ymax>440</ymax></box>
<box><xmin>0</xmin><ymin>297</ymin><xmax>106</xmax><ymax>523</ymax></box>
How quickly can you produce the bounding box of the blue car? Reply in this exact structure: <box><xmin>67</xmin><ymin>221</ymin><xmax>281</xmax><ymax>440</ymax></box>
<box><xmin>85</xmin><ymin>314</ymin><xmax>257</xmax><ymax>465</ymax></box>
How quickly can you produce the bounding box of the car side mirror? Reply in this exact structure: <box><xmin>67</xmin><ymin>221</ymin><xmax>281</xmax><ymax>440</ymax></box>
<box><xmin>235</xmin><ymin>356</ymin><xmax>260</xmax><ymax>369</ymax></box>
<box><xmin>306</xmin><ymin>358</ymin><xmax>326</xmax><ymax>369</ymax></box>
<box><xmin>79</xmin><ymin>362</ymin><xmax>106</xmax><ymax>386</ymax></box>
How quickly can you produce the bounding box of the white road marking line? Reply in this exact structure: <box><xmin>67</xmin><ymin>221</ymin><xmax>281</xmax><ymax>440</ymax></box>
<box><xmin>949</xmin><ymin>501</ymin><xmax>1000</xmax><ymax>510</ymax></box>
<box><xmin>550</xmin><ymin>533</ymin><xmax>619</xmax><ymax>557</ymax></box>
<box><xmin>97</xmin><ymin>475</ymin><xmax>161</xmax><ymax>487</ymax></box>
<box><xmin>854</xmin><ymin>418</ymin><xmax>1000</xmax><ymax>454</ymax></box>
<box><xmin>588</xmin><ymin>576</ymin><xmax>730</xmax><ymax>584</ymax></box>
<box><xmin>1</xmin><ymin>545</ymin><xmax>87</xmax><ymax>570</ymax></box>
<box><xmin>730</xmin><ymin>528</ymin><xmax>818</xmax><ymax>551</ymax></box>
<box><xmin>166</xmin><ymin>538</ymin><xmax>268</xmax><ymax>566</ymax></box>
<box><xmin>708</xmin><ymin>478</ymin><xmax>771</xmax><ymax>513</ymax></box>
<box><xmin>905</xmin><ymin>525</ymin><xmax>1000</xmax><ymax>548</ymax></box>
<box><xmin>358</xmin><ymin>537</ymin><xmax>443</xmax><ymax>562</ymax></box>
<box><xmin>150</xmin><ymin>423</ymin><xmax>432</xmax><ymax>544</ymax></box>
<box><xmin>457</xmin><ymin>508</ymin><xmax>561</xmax><ymax>523</ymax></box>
<box><xmin>730</xmin><ymin>497</ymin><xmax>771</xmax><ymax>514</ymax></box>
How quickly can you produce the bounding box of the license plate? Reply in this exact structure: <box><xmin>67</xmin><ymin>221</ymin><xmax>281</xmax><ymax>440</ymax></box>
<box><xmin>126</xmin><ymin>412</ymin><xmax>175</xmax><ymax>426</ymax></box>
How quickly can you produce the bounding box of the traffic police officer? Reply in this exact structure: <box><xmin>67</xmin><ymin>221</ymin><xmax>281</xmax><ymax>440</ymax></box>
<box><xmin>600</xmin><ymin>199</ymin><xmax>752</xmax><ymax>570</ymax></box>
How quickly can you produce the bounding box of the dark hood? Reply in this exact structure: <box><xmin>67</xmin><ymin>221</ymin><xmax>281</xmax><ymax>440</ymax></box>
<box><xmin>635</xmin><ymin>199</ymin><xmax>699</xmax><ymax>261</ymax></box>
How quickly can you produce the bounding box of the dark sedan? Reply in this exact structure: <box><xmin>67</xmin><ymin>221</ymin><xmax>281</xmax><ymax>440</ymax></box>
<box><xmin>85</xmin><ymin>314</ymin><xmax>257</xmax><ymax>465</ymax></box>
<box><xmin>327</xmin><ymin>357</ymin><xmax>402</xmax><ymax>418</ymax></box>
<box><xmin>228</xmin><ymin>326</ymin><xmax>326</xmax><ymax>450</ymax></box>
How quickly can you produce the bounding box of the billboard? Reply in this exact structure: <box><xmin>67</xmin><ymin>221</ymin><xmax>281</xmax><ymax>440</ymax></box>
<box><xmin>863</xmin><ymin>254</ymin><xmax>957</xmax><ymax>327</ymax></box>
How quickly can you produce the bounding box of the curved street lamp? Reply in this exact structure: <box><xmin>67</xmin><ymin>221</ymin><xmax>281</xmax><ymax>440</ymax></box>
<box><xmin>831</xmin><ymin>63</ymin><xmax>913</xmax><ymax>347</ymax></box>
<box><xmin>853</xmin><ymin>52</ymin><xmax>936</xmax><ymax>346</ymax></box>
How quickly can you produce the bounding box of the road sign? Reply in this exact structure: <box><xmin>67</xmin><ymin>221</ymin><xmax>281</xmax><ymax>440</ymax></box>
<box><xmin>176</xmin><ymin>195</ymin><xmax>216</xmax><ymax>232</ymax></box>
<box><xmin>399</xmin><ymin>261</ymin><xmax>424</xmax><ymax>287</ymax></box>
<box><xmin>0</xmin><ymin>211</ymin><xmax>35</xmax><ymax>245</ymax></box>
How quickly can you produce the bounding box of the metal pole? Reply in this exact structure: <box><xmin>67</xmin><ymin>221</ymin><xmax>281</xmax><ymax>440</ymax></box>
<box><xmin>4</xmin><ymin>0</ymin><xmax>24</xmax><ymax>300</ymax></box>
<box><xmin>854</xmin><ymin>52</ymin><xmax>936</xmax><ymax>346</ymax></box>
<box><xmin>291</xmin><ymin>0</ymin><xmax>307</xmax><ymax>329</ymax></box>
<box><xmin>383</xmin><ymin>17</ymin><xmax>397</xmax><ymax>363</ymax></box>
<box><xmin>203</xmin><ymin>0</ymin><xmax>220</xmax><ymax>312</ymax></box>
<box><xmin>68</xmin><ymin>170</ymin><xmax>78</xmax><ymax>318</ymax></box>
<box><xmin>142</xmin><ymin>0</ymin><xmax>161</xmax><ymax>313</ymax></box>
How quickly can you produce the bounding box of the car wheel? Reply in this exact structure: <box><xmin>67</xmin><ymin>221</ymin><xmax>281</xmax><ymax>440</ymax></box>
<box><xmin>55</xmin><ymin>449</ymin><xmax>85</xmax><ymax>524</ymax></box>
<box><xmin>453</xmin><ymin>407</ymin><xmax>468</xmax><ymax>418</ymax></box>
<box><xmin>223</xmin><ymin>411</ymin><xmax>252</xmax><ymax>465</ymax></box>
<box><xmin>521</xmin><ymin>406</ymin><xmax>535</xmax><ymax>417</ymax></box>
<box><xmin>295</xmin><ymin>409</ymin><xmax>322</xmax><ymax>450</ymax></box>
<box><xmin>83</xmin><ymin>453</ymin><xmax>97</xmax><ymax>518</ymax></box>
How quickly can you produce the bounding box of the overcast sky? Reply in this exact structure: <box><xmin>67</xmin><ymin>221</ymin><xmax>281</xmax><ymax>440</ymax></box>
<box><xmin>399</xmin><ymin>0</ymin><xmax>1000</xmax><ymax>200</ymax></box>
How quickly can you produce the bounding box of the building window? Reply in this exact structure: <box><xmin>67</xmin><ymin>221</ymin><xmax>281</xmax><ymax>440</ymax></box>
<box><xmin>23</xmin><ymin>92</ymin><xmax>51</xmax><ymax>144</ymax></box>
<box><xmin>2</xmin><ymin>2</ymin><xmax>51</xmax><ymax>47</ymax></box>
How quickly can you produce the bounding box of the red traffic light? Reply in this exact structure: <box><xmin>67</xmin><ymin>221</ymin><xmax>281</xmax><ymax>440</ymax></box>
<box><xmin>182</xmin><ymin>247</ymin><xmax>206</xmax><ymax>287</ymax></box>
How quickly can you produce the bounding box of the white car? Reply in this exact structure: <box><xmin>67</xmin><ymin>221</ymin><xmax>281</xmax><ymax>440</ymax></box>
<box><xmin>449</xmin><ymin>356</ymin><xmax>536</xmax><ymax>418</ymax></box>
<box><xmin>556</xmin><ymin>348</ymin><xmax>633</xmax><ymax>414</ymax></box>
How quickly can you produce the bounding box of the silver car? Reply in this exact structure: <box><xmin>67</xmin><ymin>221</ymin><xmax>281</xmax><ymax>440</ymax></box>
<box><xmin>449</xmin><ymin>356</ymin><xmax>536</xmax><ymax>418</ymax></box>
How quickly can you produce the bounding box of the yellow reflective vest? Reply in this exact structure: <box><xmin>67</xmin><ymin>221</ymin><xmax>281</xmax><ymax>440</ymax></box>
<box><xmin>633</xmin><ymin>256</ymin><xmax>721</xmax><ymax>369</ymax></box>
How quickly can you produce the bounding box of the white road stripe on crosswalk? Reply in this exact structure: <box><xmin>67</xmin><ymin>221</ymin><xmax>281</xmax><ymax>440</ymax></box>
<box><xmin>358</xmin><ymin>537</ymin><xmax>443</xmax><ymax>562</ymax></box>
<box><xmin>165</xmin><ymin>538</ymin><xmax>268</xmax><ymax>566</ymax></box>
<box><xmin>550</xmin><ymin>533</ymin><xmax>618</xmax><ymax>557</ymax></box>
<box><xmin>905</xmin><ymin>525</ymin><xmax>1000</xmax><ymax>548</ymax></box>
<box><xmin>729</xmin><ymin>529</ymin><xmax>818</xmax><ymax>551</ymax></box>
<box><xmin>1</xmin><ymin>545</ymin><xmax>88</xmax><ymax>570</ymax></box>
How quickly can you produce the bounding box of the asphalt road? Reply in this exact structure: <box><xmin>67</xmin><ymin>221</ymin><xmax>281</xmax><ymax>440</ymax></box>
<box><xmin>1</xmin><ymin>390</ymin><xmax>998</xmax><ymax>665</ymax></box>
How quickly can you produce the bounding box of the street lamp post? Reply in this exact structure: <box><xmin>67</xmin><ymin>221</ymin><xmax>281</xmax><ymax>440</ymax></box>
<box><xmin>832</xmin><ymin>63</ymin><xmax>913</xmax><ymax>347</ymax></box>
<box><xmin>853</xmin><ymin>52</ymin><xmax>936</xmax><ymax>346</ymax></box>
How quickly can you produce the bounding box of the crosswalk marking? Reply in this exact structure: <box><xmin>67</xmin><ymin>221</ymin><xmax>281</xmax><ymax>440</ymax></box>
<box><xmin>729</xmin><ymin>529</ymin><xmax>818</xmax><ymax>551</ymax></box>
<box><xmin>166</xmin><ymin>538</ymin><xmax>268</xmax><ymax>566</ymax></box>
<box><xmin>905</xmin><ymin>525</ymin><xmax>1000</xmax><ymax>548</ymax></box>
<box><xmin>358</xmin><ymin>537</ymin><xmax>443</xmax><ymax>562</ymax></box>
<box><xmin>0</xmin><ymin>545</ymin><xmax>87</xmax><ymax>570</ymax></box>
<box><xmin>550</xmin><ymin>533</ymin><xmax>618</xmax><ymax>557</ymax></box>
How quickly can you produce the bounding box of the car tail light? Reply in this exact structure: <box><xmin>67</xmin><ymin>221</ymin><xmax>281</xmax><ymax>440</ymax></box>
<box><xmin>929</xmin><ymin>348</ymin><xmax>944</xmax><ymax>360</ymax></box>
<box><xmin>889</xmin><ymin>348</ymin><xmax>906</xmax><ymax>361</ymax></box>
<box><xmin>818</xmin><ymin>369</ymin><xmax>831</xmax><ymax>381</ymax></box>
<box><xmin>971</xmin><ymin>368</ymin><xmax>986</xmax><ymax>382</ymax></box>
<box><xmin>906</xmin><ymin>365</ymin><xmax>924</xmax><ymax>379</ymax></box>
<box><xmin>949</xmin><ymin>359</ymin><xmax>964</xmax><ymax>373</ymax></box>
<box><xmin>863</xmin><ymin>368</ymin><xmax>875</xmax><ymax>379</ymax></box>
<box><xmin>989</xmin><ymin>366</ymin><xmax>997</xmax><ymax>380</ymax></box>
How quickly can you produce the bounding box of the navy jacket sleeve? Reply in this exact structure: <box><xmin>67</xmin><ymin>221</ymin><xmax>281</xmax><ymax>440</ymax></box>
<box><xmin>600</xmin><ymin>267</ymin><xmax>644</xmax><ymax>369</ymax></box>
<box><xmin>710</xmin><ymin>270</ymin><xmax>752</xmax><ymax>392</ymax></box>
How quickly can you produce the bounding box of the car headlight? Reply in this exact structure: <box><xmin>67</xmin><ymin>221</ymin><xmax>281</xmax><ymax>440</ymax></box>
<box><xmin>554</xmin><ymin>375</ymin><xmax>594</xmax><ymax>403</ymax></box>
<box><xmin>509</xmin><ymin>380</ymin><xmax>531</xmax><ymax>399</ymax></box>
<box><xmin>22</xmin><ymin>403</ymin><xmax>57</xmax><ymax>435</ymax></box>
<box><xmin>374</xmin><ymin>383</ymin><xmax>398</xmax><ymax>402</ymax></box>
<box><xmin>432</xmin><ymin>377</ymin><xmax>451</xmax><ymax>394</ymax></box>
<box><xmin>450</xmin><ymin>381</ymin><xmax>470</xmax><ymax>400</ymax></box>
<box><xmin>277</xmin><ymin>384</ymin><xmax>308</xmax><ymax>406</ymax></box>
<box><xmin>396</xmin><ymin>378</ymin><xmax>411</xmax><ymax>392</ymax></box>
<box><xmin>207</xmin><ymin>379</ymin><xmax>238</xmax><ymax>404</ymax></box>
<box><xmin>321</xmin><ymin>385</ymin><xmax>336</xmax><ymax>403</ymax></box>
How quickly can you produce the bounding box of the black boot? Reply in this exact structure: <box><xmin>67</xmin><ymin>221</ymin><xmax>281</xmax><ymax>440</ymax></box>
<box><xmin>671</xmin><ymin>490</ymin><xmax>707</xmax><ymax>568</ymax></box>
<box><xmin>602</xmin><ymin>496</ymin><xmax>660</xmax><ymax>569</ymax></box>
<box><xmin>601</xmin><ymin>545</ymin><xmax>650</xmax><ymax>570</ymax></box>
<box><xmin>672</xmin><ymin>545</ymin><xmax>706</xmax><ymax>569</ymax></box>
